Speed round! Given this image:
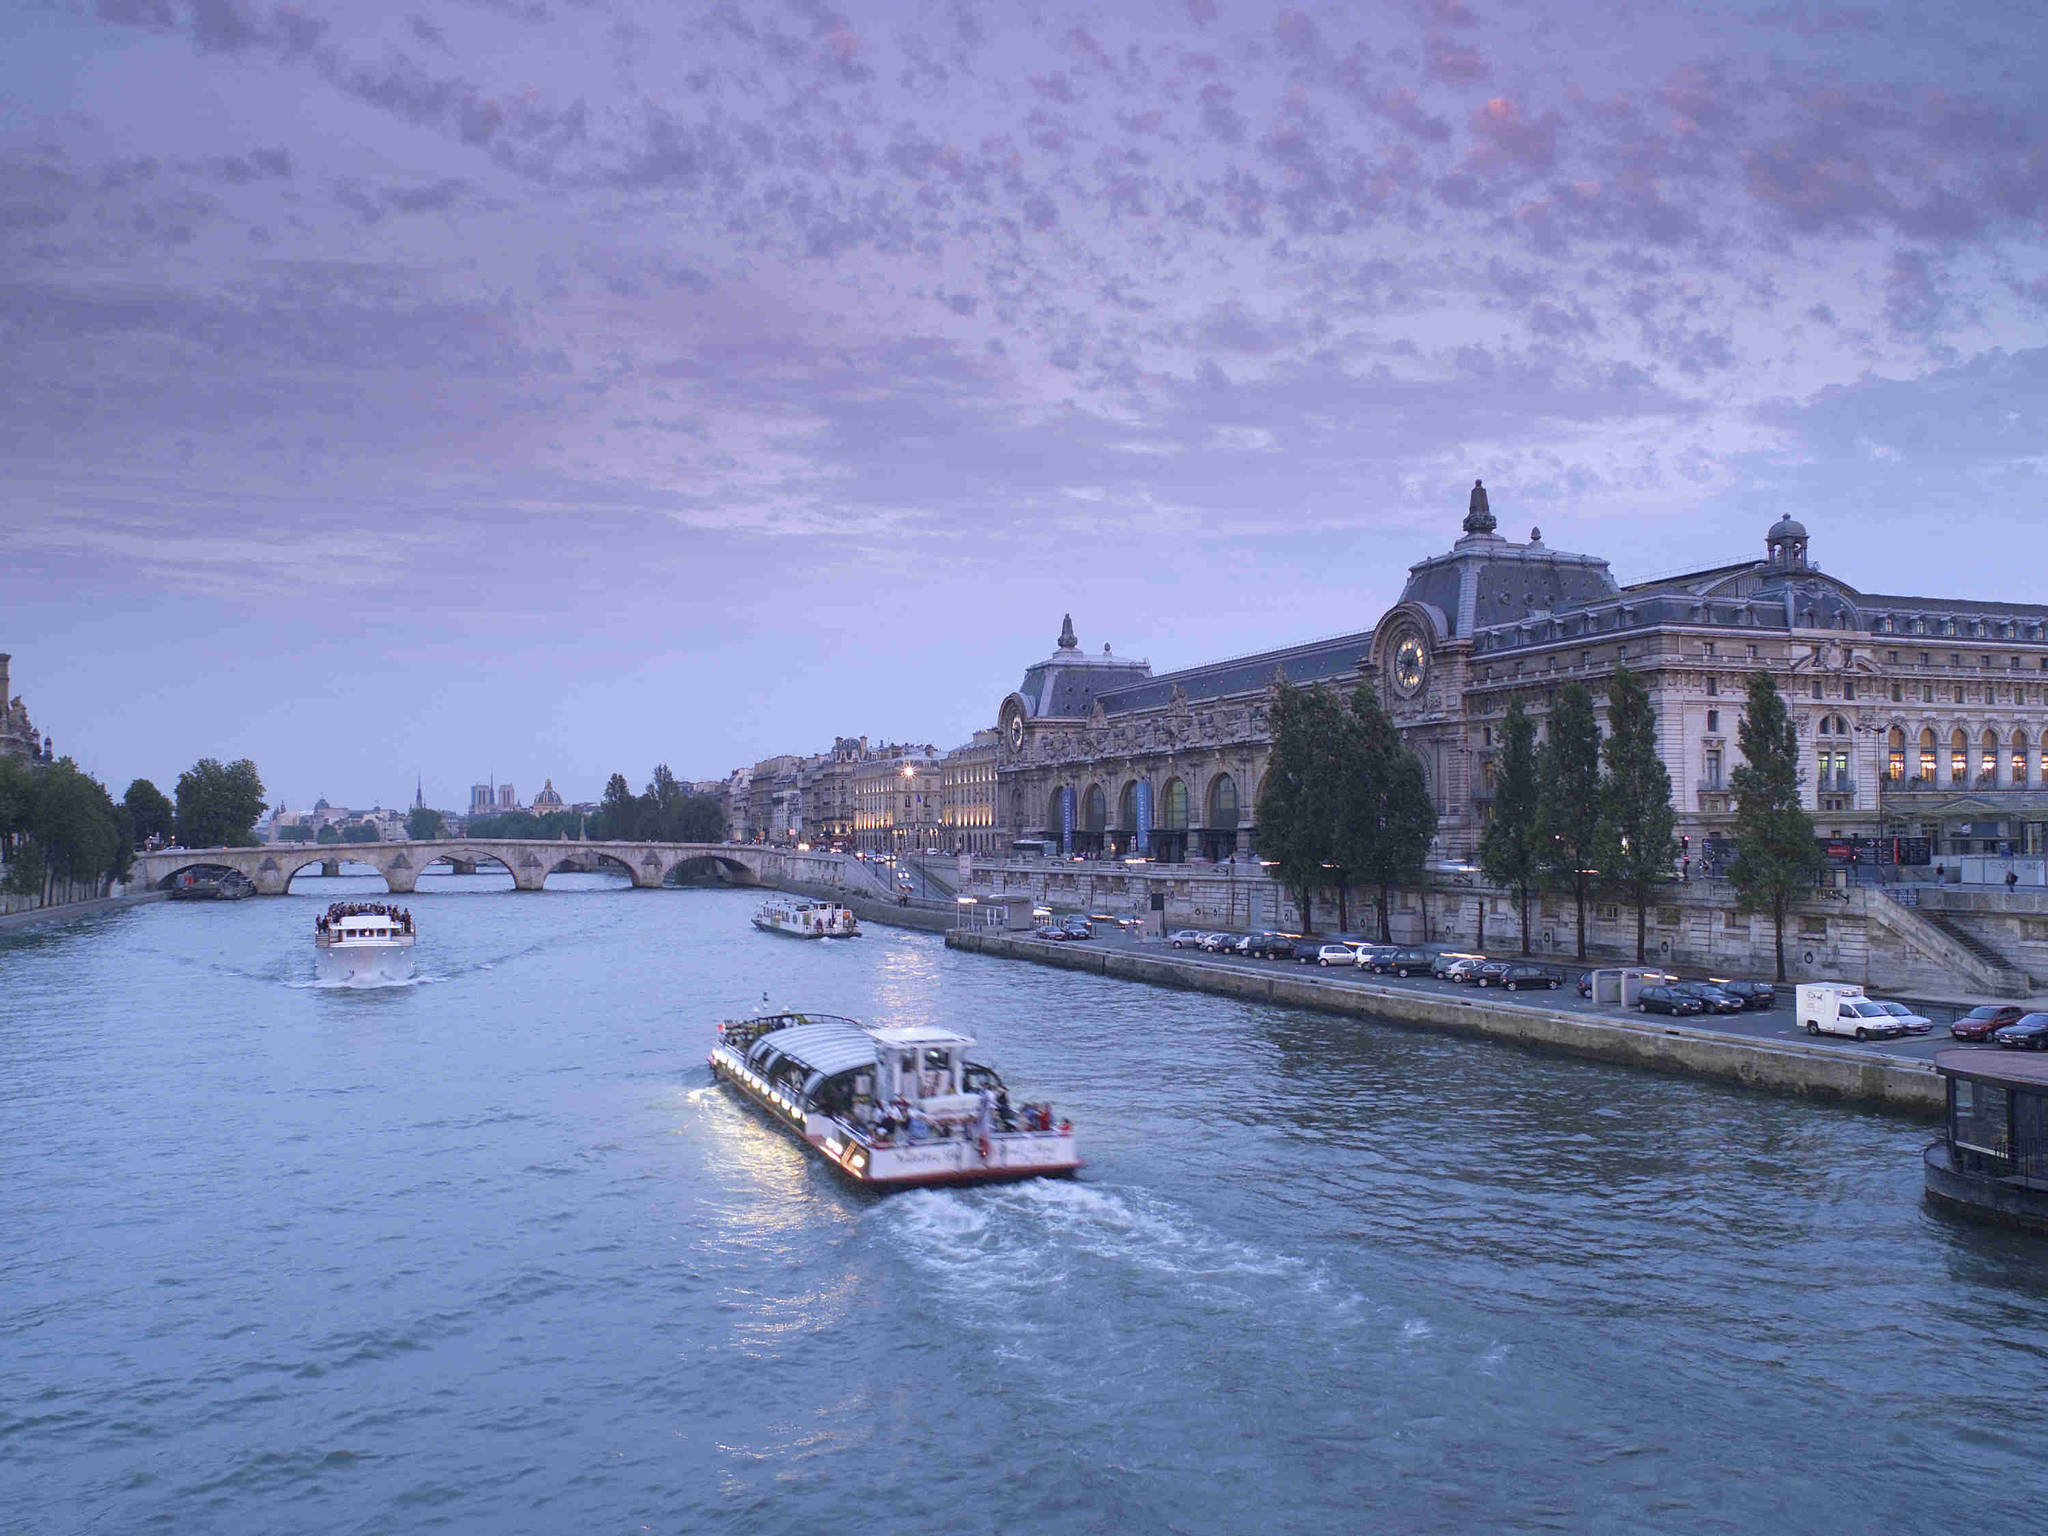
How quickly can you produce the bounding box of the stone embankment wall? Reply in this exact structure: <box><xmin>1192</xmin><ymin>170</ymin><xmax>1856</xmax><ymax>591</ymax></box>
<box><xmin>965</xmin><ymin>859</ymin><xmax>2009</xmax><ymax>996</ymax></box>
<box><xmin>0</xmin><ymin>888</ymin><xmax>166</xmax><ymax>931</ymax></box>
<box><xmin>946</xmin><ymin>928</ymin><xmax>1944</xmax><ymax>1119</ymax></box>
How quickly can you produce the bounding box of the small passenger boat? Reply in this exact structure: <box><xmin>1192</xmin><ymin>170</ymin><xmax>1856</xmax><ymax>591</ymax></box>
<box><xmin>1924</xmin><ymin>1046</ymin><xmax>2048</xmax><ymax>1234</ymax></box>
<box><xmin>751</xmin><ymin>896</ymin><xmax>859</xmax><ymax>939</ymax></box>
<box><xmin>313</xmin><ymin>901</ymin><xmax>416</xmax><ymax>984</ymax></box>
<box><xmin>709</xmin><ymin>1007</ymin><xmax>1079</xmax><ymax>1189</ymax></box>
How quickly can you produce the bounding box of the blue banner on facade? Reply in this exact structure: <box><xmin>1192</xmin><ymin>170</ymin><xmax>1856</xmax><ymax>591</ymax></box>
<box><xmin>1059</xmin><ymin>786</ymin><xmax>1075</xmax><ymax>856</ymax></box>
<box><xmin>1134</xmin><ymin>781</ymin><xmax>1152</xmax><ymax>855</ymax></box>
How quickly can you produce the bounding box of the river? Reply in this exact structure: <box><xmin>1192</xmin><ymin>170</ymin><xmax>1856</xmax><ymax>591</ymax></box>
<box><xmin>3</xmin><ymin>873</ymin><xmax>2044</xmax><ymax>1534</ymax></box>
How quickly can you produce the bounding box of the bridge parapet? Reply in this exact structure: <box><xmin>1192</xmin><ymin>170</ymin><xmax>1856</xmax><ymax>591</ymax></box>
<box><xmin>131</xmin><ymin>840</ymin><xmax>884</xmax><ymax>900</ymax></box>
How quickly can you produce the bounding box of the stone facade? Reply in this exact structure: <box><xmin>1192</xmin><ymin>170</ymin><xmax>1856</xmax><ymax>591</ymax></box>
<box><xmin>0</xmin><ymin>654</ymin><xmax>50</xmax><ymax>764</ymax></box>
<box><xmin>940</xmin><ymin>730</ymin><xmax>1001</xmax><ymax>855</ymax></box>
<box><xmin>992</xmin><ymin>489</ymin><xmax>2048</xmax><ymax>867</ymax></box>
<box><xmin>852</xmin><ymin>744</ymin><xmax>940</xmax><ymax>852</ymax></box>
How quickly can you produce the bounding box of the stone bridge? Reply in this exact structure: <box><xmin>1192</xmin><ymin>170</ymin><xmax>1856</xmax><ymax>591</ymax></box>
<box><xmin>133</xmin><ymin>840</ymin><xmax>893</xmax><ymax>898</ymax></box>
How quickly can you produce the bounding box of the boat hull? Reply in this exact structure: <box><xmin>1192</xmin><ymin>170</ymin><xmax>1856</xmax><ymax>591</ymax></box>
<box><xmin>314</xmin><ymin>940</ymin><xmax>416</xmax><ymax>985</ymax></box>
<box><xmin>709</xmin><ymin>1049</ymin><xmax>1080</xmax><ymax>1190</ymax></box>
<box><xmin>751</xmin><ymin>917</ymin><xmax>860</xmax><ymax>938</ymax></box>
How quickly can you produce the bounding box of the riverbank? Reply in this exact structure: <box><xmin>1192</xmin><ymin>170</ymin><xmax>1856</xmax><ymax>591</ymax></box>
<box><xmin>946</xmin><ymin>928</ymin><xmax>1945</xmax><ymax>1118</ymax></box>
<box><xmin>0</xmin><ymin>888</ymin><xmax>168</xmax><ymax>934</ymax></box>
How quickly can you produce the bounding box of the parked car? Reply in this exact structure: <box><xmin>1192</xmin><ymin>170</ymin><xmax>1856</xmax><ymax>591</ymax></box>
<box><xmin>1710</xmin><ymin>979</ymin><xmax>1776</xmax><ymax>1010</ymax></box>
<box><xmin>1315</xmin><ymin>943</ymin><xmax>1360</xmax><ymax>967</ymax></box>
<box><xmin>1470</xmin><ymin>960</ymin><xmax>1516</xmax><ymax>987</ymax></box>
<box><xmin>1352</xmin><ymin>943</ymin><xmax>1398</xmax><ymax>970</ymax></box>
<box><xmin>1497</xmin><ymin>963</ymin><xmax>1565</xmax><ymax>992</ymax></box>
<box><xmin>1870</xmin><ymin>1000</ymin><xmax>1931</xmax><ymax>1035</ymax></box>
<box><xmin>1576</xmin><ymin>974</ymin><xmax>1594</xmax><ymax>998</ymax></box>
<box><xmin>1169</xmin><ymin>929</ymin><xmax>1206</xmax><ymax>949</ymax></box>
<box><xmin>1432</xmin><ymin>952</ymin><xmax>1485</xmax><ymax>980</ymax></box>
<box><xmin>1368</xmin><ymin>947</ymin><xmax>1435</xmax><ymax>978</ymax></box>
<box><xmin>1243</xmin><ymin>932</ymin><xmax>1298</xmax><ymax>959</ymax></box>
<box><xmin>1292</xmin><ymin>940</ymin><xmax>1327</xmax><ymax>963</ymax></box>
<box><xmin>1638</xmin><ymin>985</ymin><xmax>1706</xmax><ymax>1016</ymax></box>
<box><xmin>1669</xmin><ymin>981</ymin><xmax>1746</xmax><ymax>1015</ymax></box>
<box><xmin>1951</xmin><ymin>1005</ymin><xmax>2024</xmax><ymax>1042</ymax></box>
<box><xmin>1199</xmin><ymin>932</ymin><xmax>1240</xmax><ymax>953</ymax></box>
<box><xmin>1033</xmin><ymin>925</ymin><xmax>1074</xmax><ymax>942</ymax></box>
<box><xmin>1992</xmin><ymin>1013</ymin><xmax>2048</xmax><ymax>1050</ymax></box>
<box><xmin>1439</xmin><ymin>957</ymin><xmax>1489</xmax><ymax>984</ymax></box>
<box><xmin>1058</xmin><ymin>916</ymin><xmax>1093</xmax><ymax>939</ymax></box>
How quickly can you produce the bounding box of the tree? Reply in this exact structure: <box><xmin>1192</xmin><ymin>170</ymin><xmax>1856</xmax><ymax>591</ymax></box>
<box><xmin>11</xmin><ymin>760</ymin><xmax>129</xmax><ymax>902</ymax></box>
<box><xmin>1597</xmin><ymin>668</ymin><xmax>1679</xmax><ymax>963</ymax></box>
<box><xmin>1478</xmin><ymin>698</ymin><xmax>1541</xmax><ymax>954</ymax></box>
<box><xmin>174</xmin><ymin>758</ymin><xmax>266</xmax><ymax>848</ymax></box>
<box><xmin>316</xmin><ymin>823</ymin><xmax>341</xmax><ymax>845</ymax></box>
<box><xmin>406</xmin><ymin>806</ymin><xmax>446</xmax><ymax>840</ymax></box>
<box><xmin>123</xmin><ymin>779</ymin><xmax>176</xmax><ymax>846</ymax></box>
<box><xmin>277</xmin><ymin>823</ymin><xmax>314</xmax><ymax>842</ymax></box>
<box><xmin>1729</xmin><ymin>670</ymin><xmax>1822</xmax><ymax>982</ymax></box>
<box><xmin>1254</xmin><ymin>682</ymin><xmax>1348</xmax><ymax>932</ymax></box>
<box><xmin>1337</xmin><ymin>685</ymin><xmax>1439</xmax><ymax>941</ymax></box>
<box><xmin>593</xmin><ymin>773</ymin><xmax>639</xmax><ymax>841</ymax></box>
<box><xmin>1536</xmin><ymin>681</ymin><xmax>1603</xmax><ymax>959</ymax></box>
<box><xmin>340</xmin><ymin>823</ymin><xmax>380</xmax><ymax>844</ymax></box>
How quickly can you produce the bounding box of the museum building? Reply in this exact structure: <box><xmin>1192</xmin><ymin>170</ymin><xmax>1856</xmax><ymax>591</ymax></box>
<box><xmin>992</xmin><ymin>484</ymin><xmax>2048</xmax><ymax>867</ymax></box>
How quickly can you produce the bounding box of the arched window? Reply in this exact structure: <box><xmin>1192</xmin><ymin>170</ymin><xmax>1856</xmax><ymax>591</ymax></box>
<box><xmin>1206</xmin><ymin>774</ymin><xmax>1239</xmax><ymax>830</ymax></box>
<box><xmin>1160</xmin><ymin>778</ymin><xmax>1189</xmax><ymax>830</ymax></box>
<box><xmin>1887</xmin><ymin>727</ymin><xmax>1905</xmax><ymax>781</ymax></box>
<box><xmin>1918</xmin><ymin>728</ymin><xmax>1937</xmax><ymax>782</ymax></box>
<box><xmin>1951</xmin><ymin>728</ymin><xmax>1969</xmax><ymax>785</ymax></box>
<box><xmin>2014</xmin><ymin>730</ymin><xmax>2031</xmax><ymax>786</ymax></box>
<box><xmin>1118</xmin><ymin>781</ymin><xmax>1139</xmax><ymax>830</ymax></box>
<box><xmin>1082</xmin><ymin>784</ymin><xmax>1106</xmax><ymax>832</ymax></box>
<box><xmin>1980</xmin><ymin>728</ymin><xmax>2000</xmax><ymax>784</ymax></box>
<box><xmin>1046</xmin><ymin>788</ymin><xmax>1067</xmax><ymax>834</ymax></box>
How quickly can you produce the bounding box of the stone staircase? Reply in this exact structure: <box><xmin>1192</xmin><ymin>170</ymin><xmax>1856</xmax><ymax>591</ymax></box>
<box><xmin>1868</xmin><ymin>890</ymin><xmax>2032</xmax><ymax>998</ymax></box>
<box><xmin>1923</xmin><ymin>911</ymin><xmax>2034</xmax><ymax>997</ymax></box>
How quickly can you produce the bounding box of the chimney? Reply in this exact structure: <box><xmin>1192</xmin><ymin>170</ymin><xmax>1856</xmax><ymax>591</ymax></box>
<box><xmin>0</xmin><ymin>653</ymin><xmax>10</xmax><ymax>702</ymax></box>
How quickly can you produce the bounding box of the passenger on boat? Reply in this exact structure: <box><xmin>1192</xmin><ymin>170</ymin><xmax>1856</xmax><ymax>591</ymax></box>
<box><xmin>996</xmin><ymin>1086</ymin><xmax>1014</xmax><ymax>1131</ymax></box>
<box><xmin>975</xmin><ymin>1088</ymin><xmax>996</xmax><ymax>1159</ymax></box>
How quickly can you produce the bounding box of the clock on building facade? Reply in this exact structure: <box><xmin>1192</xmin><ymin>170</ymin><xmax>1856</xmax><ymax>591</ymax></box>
<box><xmin>1391</xmin><ymin>631</ymin><xmax>1429</xmax><ymax>697</ymax></box>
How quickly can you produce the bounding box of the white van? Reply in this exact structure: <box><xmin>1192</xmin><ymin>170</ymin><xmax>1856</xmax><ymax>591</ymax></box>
<box><xmin>1796</xmin><ymin>983</ymin><xmax>1907</xmax><ymax>1041</ymax></box>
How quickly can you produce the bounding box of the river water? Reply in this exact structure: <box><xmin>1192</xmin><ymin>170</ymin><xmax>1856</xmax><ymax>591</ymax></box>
<box><xmin>3</xmin><ymin>874</ymin><xmax>2044</xmax><ymax>1535</ymax></box>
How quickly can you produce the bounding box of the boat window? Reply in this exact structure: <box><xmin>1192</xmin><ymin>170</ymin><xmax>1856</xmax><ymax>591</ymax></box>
<box><xmin>1952</xmin><ymin>1079</ymin><xmax>2008</xmax><ymax>1158</ymax></box>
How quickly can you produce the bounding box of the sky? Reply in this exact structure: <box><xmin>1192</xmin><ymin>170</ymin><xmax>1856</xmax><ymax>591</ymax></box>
<box><xmin>5</xmin><ymin>0</ymin><xmax>2047</xmax><ymax>812</ymax></box>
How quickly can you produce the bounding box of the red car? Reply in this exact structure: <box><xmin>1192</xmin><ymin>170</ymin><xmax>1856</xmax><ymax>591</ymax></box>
<box><xmin>1951</xmin><ymin>1005</ymin><xmax>2025</xmax><ymax>1042</ymax></box>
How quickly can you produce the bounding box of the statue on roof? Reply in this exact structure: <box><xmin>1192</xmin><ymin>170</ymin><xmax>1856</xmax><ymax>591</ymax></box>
<box><xmin>1464</xmin><ymin>478</ymin><xmax>1496</xmax><ymax>536</ymax></box>
<box><xmin>1057</xmin><ymin>614</ymin><xmax>1079</xmax><ymax>650</ymax></box>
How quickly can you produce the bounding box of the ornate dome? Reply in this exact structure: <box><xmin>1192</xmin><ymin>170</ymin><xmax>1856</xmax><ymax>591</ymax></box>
<box><xmin>1766</xmin><ymin>515</ymin><xmax>1808</xmax><ymax>545</ymax></box>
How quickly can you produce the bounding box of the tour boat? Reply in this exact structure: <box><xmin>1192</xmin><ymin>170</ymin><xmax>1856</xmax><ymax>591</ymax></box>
<box><xmin>313</xmin><ymin>902</ymin><xmax>416</xmax><ymax>984</ymax></box>
<box><xmin>709</xmin><ymin>1007</ymin><xmax>1079</xmax><ymax>1189</ymax></box>
<box><xmin>751</xmin><ymin>896</ymin><xmax>860</xmax><ymax>939</ymax></box>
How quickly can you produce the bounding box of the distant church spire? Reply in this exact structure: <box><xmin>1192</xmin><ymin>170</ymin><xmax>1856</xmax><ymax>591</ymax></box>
<box><xmin>1464</xmin><ymin>478</ymin><xmax>1497</xmax><ymax>536</ymax></box>
<box><xmin>415</xmin><ymin>775</ymin><xmax>424</xmax><ymax>809</ymax></box>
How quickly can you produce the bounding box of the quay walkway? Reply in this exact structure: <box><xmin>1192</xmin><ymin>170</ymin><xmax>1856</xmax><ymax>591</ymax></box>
<box><xmin>946</xmin><ymin>928</ymin><xmax>1950</xmax><ymax>1118</ymax></box>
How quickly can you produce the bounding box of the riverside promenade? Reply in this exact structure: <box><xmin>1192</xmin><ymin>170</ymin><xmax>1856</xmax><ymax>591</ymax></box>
<box><xmin>946</xmin><ymin>928</ymin><xmax>1947</xmax><ymax>1117</ymax></box>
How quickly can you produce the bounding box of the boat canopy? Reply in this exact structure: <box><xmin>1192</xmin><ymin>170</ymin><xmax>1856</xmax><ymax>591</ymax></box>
<box><xmin>746</xmin><ymin>1022</ymin><xmax>878</xmax><ymax>1080</ymax></box>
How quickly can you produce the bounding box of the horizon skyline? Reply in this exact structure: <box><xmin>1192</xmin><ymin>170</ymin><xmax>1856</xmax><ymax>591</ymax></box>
<box><xmin>8</xmin><ymin>0</ymin><xmax>2047</xmax><ymax>808</ymax></box>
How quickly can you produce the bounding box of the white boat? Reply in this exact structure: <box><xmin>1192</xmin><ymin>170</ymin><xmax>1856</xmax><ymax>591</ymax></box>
<box><xmin>313</xmin><ymin>902</ymin><xmax>416</xmax><ymax>984</ymax></box>
<box><xmin>751</xmin><ymin>896</ymin><xmax>860</xmax><ymax>939</ymax></box>
<box><xmin>709</xmin><ymin>1008</ymin><xmax>1079</xmax><ymax>1189</ymax></box>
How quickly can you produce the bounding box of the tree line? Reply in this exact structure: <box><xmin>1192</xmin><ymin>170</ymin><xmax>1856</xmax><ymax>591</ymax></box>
<box><xmin>1477</xmin><ymin>669</ymin><xmax>1818</xmax><ymax>978</ymax></box>
<box><xmin>454</xmin><ymin>766</ymin><xmax>725</xmax><ymax>843</ymax></box>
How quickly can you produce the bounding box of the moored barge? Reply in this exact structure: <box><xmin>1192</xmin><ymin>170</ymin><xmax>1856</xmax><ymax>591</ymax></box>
<box><xmin>751</xmin><ymin>896</ymin><xmax>860</xmax><ymax>939</ymax></box>
<box><xmin>709</xmin><ymin>1008</ymin><xmax>1078</xmax><ymax>1189</ymax></box>
<box><xmin>1925</xmin><ymin>1047</ymin><xmax>2048</xmax><ymax>1234</ymax></box>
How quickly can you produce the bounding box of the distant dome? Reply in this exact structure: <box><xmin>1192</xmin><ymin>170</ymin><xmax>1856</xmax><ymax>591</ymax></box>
<box><xmin>1767</xmin><ymin>515</ymin><xmax>1808</xmax><ymax>544</ymax></box>
<box><xmin>314</xmin><ymin>796</ymin><xmax>331</xmax><ymax>811</ymax></box>
<box><xmin>533</xmin><ymin>778</ymin><xmax>564</xmax><ymax>808</ymax></box>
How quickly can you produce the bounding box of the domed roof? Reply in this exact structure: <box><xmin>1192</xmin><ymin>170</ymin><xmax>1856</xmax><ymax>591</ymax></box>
<box><xmin>1767</xmin><ymin>515</ymin><xmax>1808</xmax><ymax>544</ymax></box>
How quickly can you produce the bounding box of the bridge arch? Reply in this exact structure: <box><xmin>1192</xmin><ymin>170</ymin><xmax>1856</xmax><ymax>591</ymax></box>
<box><xmin>154</xmin><ymin>861</ymin><xmax>250</xmax><ymax>893</ymax></box>
<box><xmin>664</xmin><ymin>852</ymin><xmax>760</xmax><ymax>886</ymax></box>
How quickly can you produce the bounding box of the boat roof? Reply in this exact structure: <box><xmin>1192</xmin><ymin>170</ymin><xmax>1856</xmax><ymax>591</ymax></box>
<box><xmin>1933</xmin><ymin>1045</ymin><xmax>2048</xmax><ymax>1088</ymax></box>
<box><xmin>753</xmin><ymin>1022</ymin><xmax>879</xmax><ymax>1078</ymax></box>
<box><xmin>338</xmin><ymin>914</ymin><xmax>400</xmax><ymax>925</ymax></box>
<box><xmin>869</xmin><ymin>1025</ymin><xmax>975</xmax><ymax>1048</ymax></box>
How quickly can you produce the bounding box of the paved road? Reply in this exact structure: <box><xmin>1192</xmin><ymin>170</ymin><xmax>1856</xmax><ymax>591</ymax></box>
<box><xmin>1071</xmin><ymin>929</ymin><xmax>2016</xmax><ymax>1068</ymax></box>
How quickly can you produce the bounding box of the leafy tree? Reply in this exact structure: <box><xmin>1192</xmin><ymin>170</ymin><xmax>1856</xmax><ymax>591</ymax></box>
<box><xmin>1597</xmin><ymin>668</ymin><xmax>1679</xmax><ymax>963</ymax></box>
<box><xmin>340</xmin><ymin>823</ymin><xmax>381</xmax><ymax>844</ymax></box>
<box><xmin>406</xmin><ymin>806</ymin><xmax>446</xmax><ymax>840</ymax></box>
<box><xmin>1729</xmin><ymin>670</ymin><xmax>1822</xmax><ymax>981</ymax></box>
<box><xmin>1536</xmin><ymin>681</ymin><xmax>1603</xmax><ymax>959</ymax></box>
<box><xmin>277</xmin><ymin>823</ymin><xmax>314</xmax><ymax>842</ymax></box>
<box><xmin>316</xmin><ymin>823</ymin><xmax>341</xmax><ymax>845</ymax></box>
<box><xmin>9</xmin><ymin>760</ymin><xmax>129</xmax><ymax>902</ymax></box>
<box><xmin>465</xmin><ymin>808</ymin><xmax>584</xmax><ymax>840</ymax></box>
<box><xmin>123</xmin><ymin>779</ymin><xmax>177</xmax><ymax>846</ymax></box>
<box><xmin>1336</xmin><ymin>685</ymin><xmax>1439</xmax><ymax>941</ymax></box>
<box><xmin>593</xmin><ymin>773</ymin><xmax>639</xmax><ymax>841</ymax></box>
<box><xmin>1255</xmin><ymin>682</ymin><xmax>1348</xmax><ymax>932</ymax></box>
<box><xmin>1477</xmin><ymin>697</ymin><xmax>1542</xmax><ymax>954</ymax></box>
<box><xmin>174</xmin><ymin>758</ymin><xmax>266</xmax><ymax>848</ymax></box>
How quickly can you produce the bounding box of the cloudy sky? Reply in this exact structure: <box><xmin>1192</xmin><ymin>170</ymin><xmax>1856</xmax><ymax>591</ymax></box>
<box><xmin>7</xmin><ymin>0</ymin><xmax>2047</xmax><ymax>810</ymax></box>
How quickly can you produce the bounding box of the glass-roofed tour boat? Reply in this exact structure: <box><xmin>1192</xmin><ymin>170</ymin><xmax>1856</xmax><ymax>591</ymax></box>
<box><xmin>709</xmin><ymin>1005</ymin><xmax>1079</xmax><ymax>1189</ymax></box>
<box><xmin>751</xmin><ymin>896</ymin><xmax>860</xmax><ymax>939</ymax></box>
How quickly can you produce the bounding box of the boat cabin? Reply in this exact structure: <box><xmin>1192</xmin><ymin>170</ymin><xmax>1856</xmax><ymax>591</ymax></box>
<box><xmin>1925</xmin><ymin>1048</ymin><xmax>2048</xmax><ymax>1234</ymax></box>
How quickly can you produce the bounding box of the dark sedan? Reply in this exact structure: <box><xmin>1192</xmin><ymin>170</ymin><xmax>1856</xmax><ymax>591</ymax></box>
<box><xmin>1952</xmin><ymin>1005</ymin><xmax>2025</xmax><ymax>1042</ymax></box>
<box><xmin>1368</xmin><ymin>947</ymin><xmax>1434</xmax><ymax>978</ymax></box>
<box><xmin>1498</xmin><ymin>963</ymin><xmax>1565</xmax><ymax>992</ymax></box>
<box><xmin>1638</xmin><ymin>985</ymin><xmax>1706</xmax><ymax>1016</ymax></box>
<box><xmin>1992</xmin><ymin>1013</ymin><xmax>2048</xmax><ymax>1050</ymax></box>
<box><xmin>1669</xmin><ymin>981</ymin><xmax>1746</xmax><ymax>1015</ymax></box>
<box><xmin>1711</xmin><ymin>980</ymin><xmax>1776</xmax><ymax>1010</ymax></box>
<box><xmin>1243</xmin><ymin>932</ymin><xmax>1298</xmax><ymax>959</ymax></box>
<box><xmin>1470</xmin><ymin>960</ymin><xmax>1515</xmax><ymax>988</ymax></box>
